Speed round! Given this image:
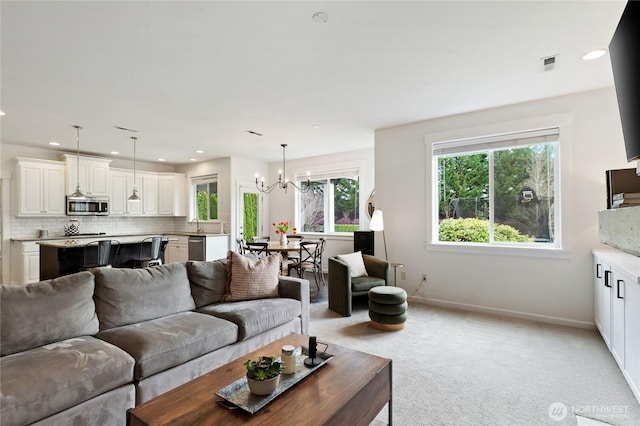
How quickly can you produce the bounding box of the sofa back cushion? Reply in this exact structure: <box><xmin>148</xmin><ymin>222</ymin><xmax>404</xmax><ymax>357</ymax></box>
<box><xmin>222</xmin><ymin>251</ymin><xmax>280</xmax><ymax>302</ymax></box>
<box><xmin>187</xmin><ymin>259</ymin><xmax>228</xmax><ymax>308</ymax></box>
<box><xmin>0</xmin><ymin>271</ymin><xmax>98</xmax><ymax>356</ymax></box>
<box><xmin>93</xmin><ymin>262</ymin><xmax>195</xmax><ymax>330</ymax></box>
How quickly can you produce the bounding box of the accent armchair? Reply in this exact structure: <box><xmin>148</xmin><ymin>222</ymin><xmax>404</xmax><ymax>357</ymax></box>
<box><xmin>328</xmin><ymin>254</ymin><xmax>391</xmax><ymax>316</ymax></box>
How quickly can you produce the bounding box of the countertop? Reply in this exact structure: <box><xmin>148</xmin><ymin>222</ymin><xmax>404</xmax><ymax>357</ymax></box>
<box><xmin>12</xmin><ymin>232</ymin><xmax>229</xmax><ymax>242</ymax></box>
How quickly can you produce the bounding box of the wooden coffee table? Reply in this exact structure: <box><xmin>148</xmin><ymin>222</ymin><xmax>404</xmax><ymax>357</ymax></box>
<box><xmin>129</xmin><ymin>334</ymin><xmax>392</xmax><ymax>425</ymax></box>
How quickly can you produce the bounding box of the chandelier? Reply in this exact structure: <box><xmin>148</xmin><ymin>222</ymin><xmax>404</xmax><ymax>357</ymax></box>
<box><xmin>255</xmin><ymin>144</ymin><xmax>311</xmax><ymax>194</ymax></box>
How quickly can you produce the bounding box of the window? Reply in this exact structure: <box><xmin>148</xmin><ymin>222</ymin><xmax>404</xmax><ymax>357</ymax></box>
<box><xmin>297</xmin><ymin>170</ymin><xmax>360</xmax><ymax>233</ymax></box>
<box><xmin>433</xmin><ymin>128</ymin><xmax>559</xmax><ymax>247</ymax></box>
<box><xmin>192</xmin><ymin>175</ymin><xmax>218</xmax><ymax>221</ymax></box>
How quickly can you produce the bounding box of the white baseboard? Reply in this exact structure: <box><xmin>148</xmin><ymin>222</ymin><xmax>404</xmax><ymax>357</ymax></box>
<box><xmin>408</xmin><ymin>295</ymin><xmax>596</xmax><ymax>330</ymax></box>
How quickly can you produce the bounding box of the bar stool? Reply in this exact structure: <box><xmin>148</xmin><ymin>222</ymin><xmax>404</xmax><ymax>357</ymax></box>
<box><xmin>133</xmin><ymin>236</ymin><xmax>168</xmax><ymax>268</ymax></box>
<box><xmin>82</xmin><ymin>239</ymin><xmax>120</xmax><ymax>270</ymax></box>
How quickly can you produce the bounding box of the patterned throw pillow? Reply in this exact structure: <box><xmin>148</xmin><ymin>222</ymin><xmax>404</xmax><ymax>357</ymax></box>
<box><xmin>223</xmin><ymin>251</ymin><xmax>281</xmax><ymax>302</ymax></box>
<box><xmin>336</xmin><ymin>251</ymin><xmax>369</xmax><ymax>278</ymax></box>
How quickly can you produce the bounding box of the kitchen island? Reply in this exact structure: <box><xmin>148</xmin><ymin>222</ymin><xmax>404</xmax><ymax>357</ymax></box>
<box><xmin>38</xmin><ymin>235</ymin><xmax>170</xmax><ymax>280</ymax></box>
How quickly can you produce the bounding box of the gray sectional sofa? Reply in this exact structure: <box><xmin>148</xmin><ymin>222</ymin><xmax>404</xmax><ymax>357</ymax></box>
<box><xmin>0</xmin><ymin>258</ymin><xmax>309</xmax><ymax>425</ymax></box>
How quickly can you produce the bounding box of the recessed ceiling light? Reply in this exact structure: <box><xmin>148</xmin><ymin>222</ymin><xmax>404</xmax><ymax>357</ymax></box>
<box><xmin>190</xmin><ymin>158</ymin><xmax>198</xmax><ymax>162</ymax></box>
<box><xmin>49</xmin><ymin>141</ymin><xmax>60</xmax><ymax>146</ymax></box>
<box><xmin>0</xmin><ymin>111</ymin><xmax>5</xmax><ymax>116</ymax></box>
<box><xmin>582</xmin><ymin>49</ymin><xmax>607</xmax><ymax>60</ymax></box>
<box><xmin>312</xmin><ymin>124</ymin><xmax>320</xmax><ymax>129</ymax></box>
<box><xmin>195</xmin><ymin>150</ymin><xmax>204</xmax><ymax>154</ymax></box>
<box><xmin>111</xmin><ymin>151</ymin><xmax>120</xmax><ymax>155</ymax></box>
<box><xmin>158</xmin><ymin>158</ymin><xmax>166</xmax><ymax>162</ymax></box>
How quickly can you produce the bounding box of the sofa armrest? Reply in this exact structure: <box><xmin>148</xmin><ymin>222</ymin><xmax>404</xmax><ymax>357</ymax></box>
<box><xmin>328</xmin><ymin>257</ymin><xmax>353</xmax><ymax>316</ymax></box>
<box><xmin>363</xmin><ymin>255</ymin><xmax>391</xmax><ymax>285</ymax></box>
<box><xmin>278</xmin><ymin>276</ymin><xmax>310</xmax><ymax>335</ymax></box>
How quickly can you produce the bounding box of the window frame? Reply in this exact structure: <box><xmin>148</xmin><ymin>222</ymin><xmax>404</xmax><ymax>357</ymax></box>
<box><xmin>295</xmin><ymin>166</ymin><xmax>361</xmax><ymax>235</ymax></box>
<box><xmin>192</xmin><ymin>174</ymin><xmax>219</xmax><ymax>222</ymax></box>
<box><xmin>425</xmin><ymin>115</ymin><xmax>572</xmax><ymax>259</ymax></box>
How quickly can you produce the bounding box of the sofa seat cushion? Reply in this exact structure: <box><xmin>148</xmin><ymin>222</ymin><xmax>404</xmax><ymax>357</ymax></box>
<box><xmin>197</xmin><ymin>298</ymin><xmax>302</xmax><ymax>341</ymax></box>
<box><xmin>351</xmin><ymin>276</ymin><xmax>386</xmax><ymax>293</ymax></box>
<box><xmin>96</xmin><ymin>312</ymin><xmax>238</xmax><ymax>380</ymax></box>
<box><xmin>0</xmin><ymin>336</ymin><xmax>134</xmax><ymax>426</ymax></box>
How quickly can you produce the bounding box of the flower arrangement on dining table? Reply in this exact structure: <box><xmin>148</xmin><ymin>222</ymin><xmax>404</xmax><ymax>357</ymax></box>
<box><xmin>273</xmin><ymin>221</ymin><xmax>296</xmax><ymax>235</ymax></box>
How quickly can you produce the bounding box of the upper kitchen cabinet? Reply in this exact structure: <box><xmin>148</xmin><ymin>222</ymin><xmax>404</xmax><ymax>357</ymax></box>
<box><xmin>141</xmin><ymin>173</ymin><xmax>158</xmax><ymax>215</ymax></box>
<box><xmin>109</xmin><ymin>169</ymin><xmax>186</xmax><ymax>217</ymax></box>
<box><xmin>12</xmin><ymin>157</ymin><xmax>66</xmax><ymax>216</ymax></box>
<box><xmin>109</xmin><ymin>168</ymin><xmax>142</xmax><ymax>215</ymax></box>
<box><xmin>61</xmin><ymin>155</ymin><xmax>111</xmax><ymax>196</ymax></box>
<box><xmin>158</xmin><ymin>173</ymin><xmax>187</xmax><ymax>216</ymax></box>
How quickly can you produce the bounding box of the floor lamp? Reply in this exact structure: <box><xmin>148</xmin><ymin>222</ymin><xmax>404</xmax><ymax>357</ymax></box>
<box><xmin>369</xmin><ymin>209</ymin><xmax>387</xmax><ymax>261</ymax></box>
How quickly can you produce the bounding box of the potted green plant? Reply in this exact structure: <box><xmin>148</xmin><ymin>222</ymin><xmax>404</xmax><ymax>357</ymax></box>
<box><xmin>244</xmin><ymin>356</ymin><xmax>283</xmax><ymax>395</ymax></box>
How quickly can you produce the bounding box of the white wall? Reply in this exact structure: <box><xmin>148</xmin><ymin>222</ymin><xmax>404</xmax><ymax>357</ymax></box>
<box><xmin>375</xmin><ymin>87</ymin><xmax>631</xmax><ymax>327</ymax></box>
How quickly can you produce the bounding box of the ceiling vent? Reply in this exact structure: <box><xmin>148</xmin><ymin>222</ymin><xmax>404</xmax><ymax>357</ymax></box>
<box><xmin>541</xmin><ymin>55</ymin><xmax>558</xmax><ymax>72</ymax></box>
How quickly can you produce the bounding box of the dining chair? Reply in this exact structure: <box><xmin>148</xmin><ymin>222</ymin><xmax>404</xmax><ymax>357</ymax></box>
<box><xmin>311</xmin><ymin>237</ymin><xmax>327</xmax><ymax>287</ymax></box>
<box><xmin>82</xmin><ymin>239</ymin><xmax>120</xmax><ymax>270</ymax></box>
<box><xmin>287</xmin><ymin>241</ymin><xmax>318</xmax><ymax>287</ymax></box>
<box><xmin>236</xmin><ymin>238</ymin><xmax>246</xmax><ymax>254</ymax></box>
<box><xmin>133</xmin><ymin>236</ymin><xmax>168</xmax><ymax>268</ymax></box>
<box><xmin>251</xmin><ymin>236</ymin><xmax>271</xmax><ymax>243</ymax></box>
<box><xmin>287</xmin><ymin>235</ymin><xmax>304</xmax><ymax>241</ymax></box>
<box><xmin>246</xmin><ymin>242</ymin><xmax>269</xmax><ymax>257</ymax></box>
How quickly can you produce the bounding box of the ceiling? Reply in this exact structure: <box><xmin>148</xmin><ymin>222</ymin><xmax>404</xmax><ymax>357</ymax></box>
<box><xmin>0</xmin><ymin>1</ymin><xmax>627</xmax><ymax>164</ymax></box>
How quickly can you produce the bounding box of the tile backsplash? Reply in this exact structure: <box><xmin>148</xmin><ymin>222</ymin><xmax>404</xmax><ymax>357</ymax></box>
<box><xmin>10</xmin><ymin>215</ymin><xmax>179</xmax><ymax>239</ymax></box>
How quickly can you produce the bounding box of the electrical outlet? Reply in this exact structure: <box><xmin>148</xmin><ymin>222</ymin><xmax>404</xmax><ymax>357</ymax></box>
<box><xmin>422</xmin><ymin>273</ymin><xmax>428</xmax><ymax>281</ymax></box>
<box><xmin>401</xmin><ymin>271</ymin><xmax>407</xmax><ymax>280</ymax></box>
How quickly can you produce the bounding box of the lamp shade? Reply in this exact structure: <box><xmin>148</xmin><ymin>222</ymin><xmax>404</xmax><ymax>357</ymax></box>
<box><xmin>369</xmin><ymin>209</ymin><xmax>384</xmax><ymax>231</ymax></box>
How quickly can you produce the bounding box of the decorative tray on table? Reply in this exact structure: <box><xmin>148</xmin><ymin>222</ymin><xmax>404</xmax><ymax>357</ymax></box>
<box><xmin>215</xmin><ymin>346</ymin><xmax>333</xmax><ymax>414</ymax></box>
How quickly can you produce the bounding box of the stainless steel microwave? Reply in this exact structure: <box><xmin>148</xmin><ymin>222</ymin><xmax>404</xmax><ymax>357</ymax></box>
<box><xmin>66</xmin><ymin>196</ymin><xmax>109</xmax><ymax>216</ymax></box>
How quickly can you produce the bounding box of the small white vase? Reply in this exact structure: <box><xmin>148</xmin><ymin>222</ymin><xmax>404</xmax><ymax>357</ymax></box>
<box><xmin>247</xmin><ymin>375</ymin><xmax>280</xmax><ymax>395</ymax></box>
<box><xmin>280</xmin><ymin>234</ymin><xmax>288</xmax><ymax>245</ymax></box>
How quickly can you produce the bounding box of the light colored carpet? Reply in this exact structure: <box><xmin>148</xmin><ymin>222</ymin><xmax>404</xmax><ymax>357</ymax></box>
<box><xmin>308</xmin><ymin>299</ymin><xmax>640</xmax><ymax>426</ymax></box>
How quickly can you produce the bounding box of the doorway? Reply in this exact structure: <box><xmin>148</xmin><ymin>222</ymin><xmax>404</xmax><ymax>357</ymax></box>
<box><xmin>238</xmin><ymin>186</ymin><xmax>260</xmax><ymax>244</ymax></box>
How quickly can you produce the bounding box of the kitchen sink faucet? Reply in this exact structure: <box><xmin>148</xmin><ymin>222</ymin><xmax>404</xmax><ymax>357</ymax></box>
<box><xmin>191</xmin><ymin>218</ymin><xmax>202</xmax><ymax>233</ymax></box>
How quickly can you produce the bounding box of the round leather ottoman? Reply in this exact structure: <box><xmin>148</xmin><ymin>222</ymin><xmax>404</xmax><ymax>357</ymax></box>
<box><xmin>368</xmin><ymin>286</ymin><xmax>408</xmax><ymax>331</ymax></box>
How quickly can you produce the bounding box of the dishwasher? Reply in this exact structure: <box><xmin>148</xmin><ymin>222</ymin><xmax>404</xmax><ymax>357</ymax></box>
<box><xmin>188</xmin><ymin>236</ymin><xmax>205</xmax><ymax>261</ymax></box>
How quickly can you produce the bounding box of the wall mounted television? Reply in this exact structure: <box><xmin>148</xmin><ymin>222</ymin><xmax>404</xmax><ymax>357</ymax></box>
<box><xmin>609</xmin><ymin>0</ymin><xmax>640</xmax><ymax>162</ymax></box>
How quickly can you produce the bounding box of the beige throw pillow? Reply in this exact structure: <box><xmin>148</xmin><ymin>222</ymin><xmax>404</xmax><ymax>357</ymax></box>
<box><xmin>223</xmin><ymin>251</ymin><xmax>280</xmax><ymax>302</ymax></box>
<box><xmin>336</xmin><ymin>251</ymin><xmax>368</xmax><ymax>277</ymax></box>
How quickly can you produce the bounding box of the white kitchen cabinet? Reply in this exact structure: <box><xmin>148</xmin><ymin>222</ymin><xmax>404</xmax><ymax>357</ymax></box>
<box><xmin>10</xmin><ymin>241</ymin><xmax>40</xmax><ymax>284</ymax></box>
<box><xmin>593</xmin><ymin>248</ymin><xmax>640</xmax><ymax>404</ymax></box>
<box><xmin>165</xmin><ymin>235</ymin><xmax>189</xmax><ymax>263</ymax></box>
<box><xmin>13</xmin><ymin>158</ymin><xmax>66</xmax><ymax>216</ymax></box>
<box><xmin>158</xmin><ymin>173</ymin><xmax>187</xmax><ymax>216</ymax></box>
<box><xmin>62</xmin><ymin>155</ymin><xmax>111</xmax><ymax>196</ymax></box>
<box><xmin>109</xmin><ymin>169</ymin><xmax>142</xmax><ymax>215</ymax></box>
<box><xmin>141</xmin><ymin>173</ymin><xmax>158</xmax><ymax>215</ymax></box>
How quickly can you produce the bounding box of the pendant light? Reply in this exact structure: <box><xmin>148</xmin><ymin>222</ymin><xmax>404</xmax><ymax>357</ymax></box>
<box><xmin>69</xmin><ymin>125</ymin><xmax>87</xmax><ymax>199</ymax></box>
<box><xmin>128</xmin><ymin>136</ymin><xmax>141</xmax><ymax>202</ymax></box>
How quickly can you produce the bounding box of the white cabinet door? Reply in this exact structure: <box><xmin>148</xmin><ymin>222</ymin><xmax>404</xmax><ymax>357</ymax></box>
<box><xmin>24</xmin><ymin>252</ymin><xmax>40</xmax><ymax>283</ymax></box>
<box><xmin>88</xmin><ymin>160</ymin><xmax>110</xmax><ymax>195</ymax></box>
<box><xmin>109</xmin><ymin>171</ymin><xmax>128</xmax><ymax>215</ymax></box>
<box><xmin>624</xmin><ymin>272</ymin><xmax>640</xmax><ymax>401</ymax></box>
<box><xmin>165</xmin><ymin>236</ymin><xmax>189</xmax><ymax>263</ymax></box>
<box><xmin>14</xmin><ymin>158</ymin><xmax>66</xmax><ymax>216</ymax></box>
<box><xmin>142</xmin><ymin>173</ymin><xmax>158</xmax><ymax>215</ymax></box>
<box><xmin>158</xmin><ymin>174</ymin><xmax>187</xmax><ymax>216</ymax></box>
<box><xmin>43</xmin><ymin>165</ymin><xmax>66</xmax><ymax>215</ymax></box>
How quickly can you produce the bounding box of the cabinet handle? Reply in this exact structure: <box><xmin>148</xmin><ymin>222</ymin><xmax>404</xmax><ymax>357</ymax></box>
<box><xmin>617</xmin><ymin>279</ymin><xmax>624</xmax><ymax>299</ymax></box>
<box><xmin>596</xmin><ymin>263</ymin><xmax>602</xmax><ymax>278</ymax></box>
<box><xmin>605</xmin><ymin>270</ymin><xmax>612</xmax><ymax>288</ymax></box>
